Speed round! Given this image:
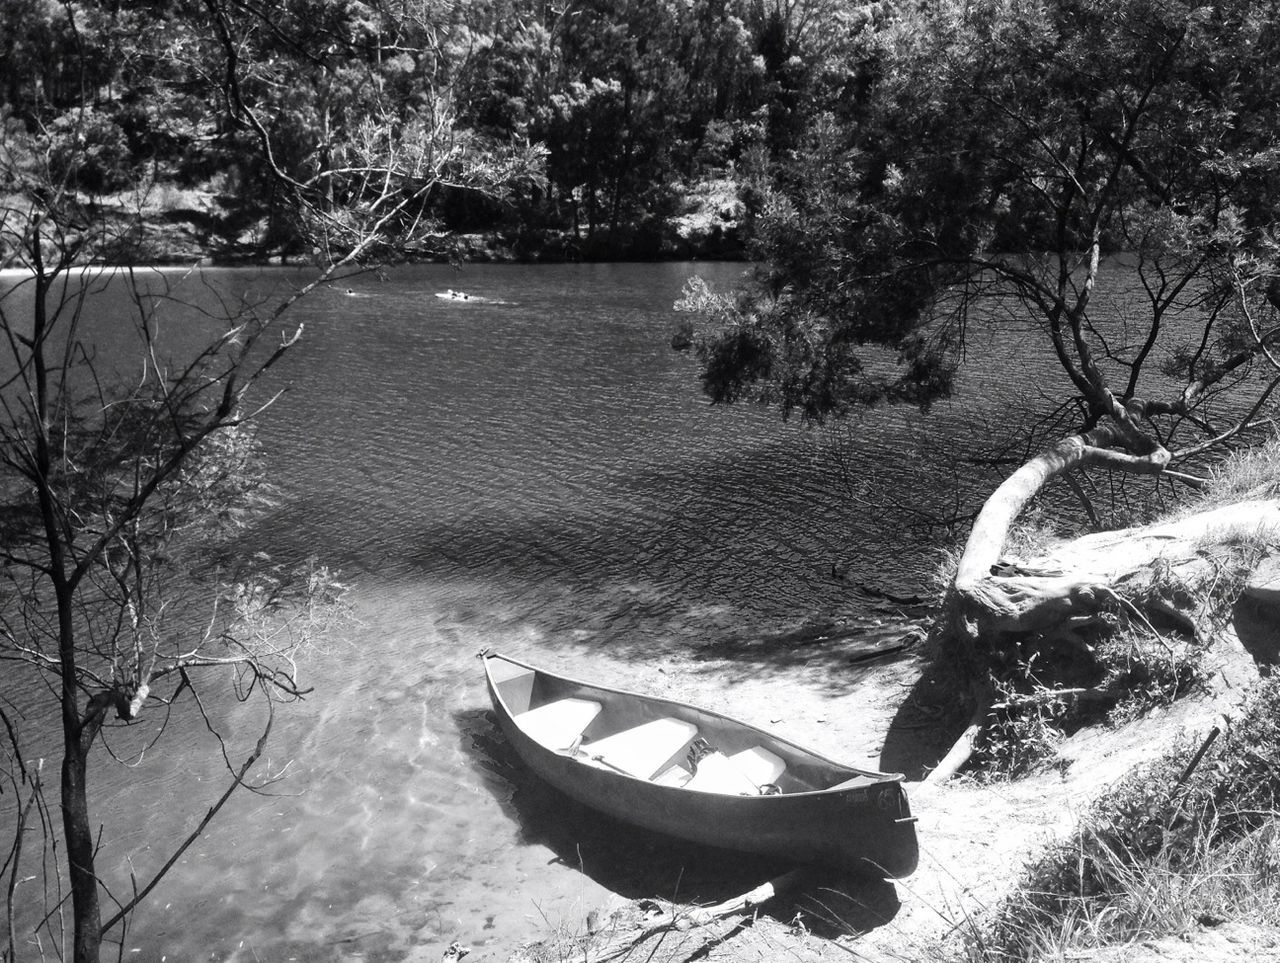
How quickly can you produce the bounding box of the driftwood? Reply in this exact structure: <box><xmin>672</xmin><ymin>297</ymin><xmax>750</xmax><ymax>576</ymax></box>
<box><xmin>926</xmin><ymin>683</ymin><xmax>1139</xmax><ymax>783</ymax></box>
<box><xmin>588</xmin><ymin>868</ymin><xmax>810</xmax><ymax>963</ymax></box>
<box><xmin>994</xmin><ymin>686</ymin><xmax>1123</xmax><ymax>708</ymax></box>
<box><xmin>679</xmin><ymin>868</ymin><xmax>809</xmax><ymax>927</ymax></box>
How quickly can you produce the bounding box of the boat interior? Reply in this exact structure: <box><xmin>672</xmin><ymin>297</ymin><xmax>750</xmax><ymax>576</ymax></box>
<box><xmin>489</xmin><ymin>656</ymin><xmax>888</xmax><ymax>796</ymax></box>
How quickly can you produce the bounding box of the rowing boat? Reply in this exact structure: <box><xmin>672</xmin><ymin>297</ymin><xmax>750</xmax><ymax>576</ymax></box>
<box><xmin>483</xmin><ymin>652</ymin><xmax>919</xmax><ymax>877</ymax></box>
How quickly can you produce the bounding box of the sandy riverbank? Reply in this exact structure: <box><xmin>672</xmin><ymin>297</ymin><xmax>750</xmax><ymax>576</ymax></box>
<box><xmin>477</xmin><ymin>591</ymin><xmax>1279</xmax><ymax>963</ymax></box>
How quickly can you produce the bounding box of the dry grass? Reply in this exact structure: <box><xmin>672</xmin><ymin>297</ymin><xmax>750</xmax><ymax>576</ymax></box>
<box><xmin>955</xmin><ymin>822</ymin><xmax>1280</xmax><ymax>963</ymax></box>
<box><xmin>953</xmin><ymin>676</ymin><xmax>1280</xmax><ymax>963</ymax></box>
<box><xmin>1186</xmin><ymin>433</ymin><xmax>1280</xmax><ymax>514</ymax></box>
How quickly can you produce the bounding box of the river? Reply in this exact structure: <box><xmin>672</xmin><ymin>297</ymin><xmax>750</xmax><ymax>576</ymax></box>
<box><xmin>0</xmin><ymin>261</ymin><xmax>1075</xmax><ymax>961</ymax></box>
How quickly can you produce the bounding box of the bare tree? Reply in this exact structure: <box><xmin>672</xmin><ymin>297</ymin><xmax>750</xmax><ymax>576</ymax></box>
<box><xmin>0</xmin><ymin>2</ymin><xmax>544</xmax><ymax>960</ymax></box>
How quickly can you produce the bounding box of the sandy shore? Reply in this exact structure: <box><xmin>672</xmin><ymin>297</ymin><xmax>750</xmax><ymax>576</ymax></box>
<box><xmin>480</xmin><ymin>599</ymin><xmax>1273</xmax><ymax>963</ymax></box>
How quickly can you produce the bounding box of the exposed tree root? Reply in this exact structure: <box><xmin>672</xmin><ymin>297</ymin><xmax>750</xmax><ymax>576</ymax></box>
<box><xmin>930</xmin><ymin>499</ymin><xmax>1280</xmax><ymax>782</ymax></box>
<box><xmin>954</xmin><ymin>500</ymin><xmax>1280</xmax><ymax>649</ymax></box>
<box><xmin>925</xmin><ymin>683</ymin><xmax>992</xmax><ymax>784</ymax></box>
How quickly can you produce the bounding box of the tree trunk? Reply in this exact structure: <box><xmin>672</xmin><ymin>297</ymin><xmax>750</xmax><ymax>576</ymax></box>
<box><xmin>927</xmin><ymin>424</ymin><xmax>1255</xmax><ymax>780</ymax></box>
<box><xmin>60</xmin><ymin>585</ymin><xmax>103</xmax><ymax>963</ymax></box>
<box><xmin>62</xmin><ymin>740</ymin><xmax>102</xmax><ymax>963</ymax></box>
<box><xmin>608</xmin><ymin>84</ymin><xmax>634</xmax><ymax>244</ymax></box>
<box><xmin>32</xmin><ymin>259</ymin><xmax>106</xmax><ymax>962</ymax></box>
<box><xmin>949</xmin><ymin>425</ymin><xmax>1169</xmax><ymax>663</ymax></box>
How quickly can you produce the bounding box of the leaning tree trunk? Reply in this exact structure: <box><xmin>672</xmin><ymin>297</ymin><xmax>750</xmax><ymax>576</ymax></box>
<box><xmin>928</xmin><ymin>424</ymin><xmax>1280</xmax><ymax>782</ymax></box>
<box><xmin>949</xmin><ymin>425</ymin><xmax>1169</xmax><ymax>662</ymax></box>
<box><xmin>957</xmin><ymin>498</ymin><xmax>1280</xmax><ymax>635</ymax></box>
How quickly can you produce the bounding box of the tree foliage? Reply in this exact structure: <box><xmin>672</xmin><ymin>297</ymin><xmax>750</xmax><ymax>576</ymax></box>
<box><xmin>693</xmin><ymin>0</ymin><xmax>1280</xmax><ymax>451</ymax></box>
<box><xmin>0</xmin><ymin>0</ymin><xmax>868</xmax><ymax>262</ymax></box>
<box><xmin>678</xmin><ymin>0</ymin><xmax>1280</xmax><ymax>733</ymax></box>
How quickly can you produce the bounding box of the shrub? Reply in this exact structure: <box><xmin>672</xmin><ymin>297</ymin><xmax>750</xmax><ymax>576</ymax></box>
<box><xmin>970</xmin><ymin>676</ymin><xmax>1069</xmax><ymax>780</ymax></box>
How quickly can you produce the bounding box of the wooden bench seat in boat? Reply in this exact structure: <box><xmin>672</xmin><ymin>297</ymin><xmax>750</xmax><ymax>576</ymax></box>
<box><xmin>579</xmin><ymin>717</ymin><xmax>698</xmax><ymax>779</ymax></box>
<box><xmin>513</xmin><ymin>698</ymin><xmax>603</xmax><ymax>750</ymax></box>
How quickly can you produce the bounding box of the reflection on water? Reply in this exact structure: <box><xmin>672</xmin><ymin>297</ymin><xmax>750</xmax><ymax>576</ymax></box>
<box><xmin>2</xmin><ymin>262</ymin><xmax>1068</xmax><ymax>961</ymax></box>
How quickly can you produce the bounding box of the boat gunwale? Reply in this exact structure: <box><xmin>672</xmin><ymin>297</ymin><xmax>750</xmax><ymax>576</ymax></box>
<box><xmin>484</xmin><ymin>651</ymin><xmax>905</xmax><ymax>799</ymax></box>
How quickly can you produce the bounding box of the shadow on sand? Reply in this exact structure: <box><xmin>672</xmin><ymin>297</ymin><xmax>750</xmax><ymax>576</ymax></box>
<box><xmin>456</xmin><ymin>706</ymin><xmax>904</xmax><ymax>940</ymax></box>
<box><xmin>1234</xmin><ymin>594</ymin><xmax>1280</xmax><ymax>667</ymax></box>
<box><xmin>879</xmin><ymin>652</ymin><xmax>973</xmax><ymax>781</ymax></box>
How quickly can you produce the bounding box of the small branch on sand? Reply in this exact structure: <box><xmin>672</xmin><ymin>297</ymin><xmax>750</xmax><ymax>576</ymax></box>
<box><xmin>590</xmin><ymin>868</ymin><xmax>809</xmax><ymax>963</ymax></box>
<box><xmin>680</xmin><ymin>868</ymin><xmax>809</xmax><ymax>928</ymax></box>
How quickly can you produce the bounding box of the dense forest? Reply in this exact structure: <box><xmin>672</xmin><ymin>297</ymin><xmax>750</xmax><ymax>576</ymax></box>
<box><xmin>0</xmin><ymin>0</ymin><xmax>878</xmax><ymax>264</ymax></box>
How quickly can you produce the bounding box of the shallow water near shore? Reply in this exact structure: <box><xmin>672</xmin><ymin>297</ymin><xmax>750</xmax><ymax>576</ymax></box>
<box><xmin>1</xmin><ymin>261</ymin><xmax>1068</xmax><ymax>961</ymax></box>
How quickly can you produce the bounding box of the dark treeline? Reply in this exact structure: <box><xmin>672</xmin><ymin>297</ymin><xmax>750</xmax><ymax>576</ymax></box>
<box><xmin>0</xmin><ymin>0</ymin><xmax>880</xmax><ymax>263</ymax></box>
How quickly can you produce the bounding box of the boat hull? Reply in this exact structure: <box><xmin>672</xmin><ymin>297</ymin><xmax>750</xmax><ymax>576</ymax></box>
<box><xmin>484</xmin><ymin>654</ymin><xmax>919</xmax><ymax>878</ymax></box>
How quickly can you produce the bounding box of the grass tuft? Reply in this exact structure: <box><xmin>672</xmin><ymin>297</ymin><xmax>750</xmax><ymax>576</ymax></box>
<box><xmin>962</xmin><ymin>676</ymin><xmax>1280</xmax><ymax>961</ymax></box>
<box><xmin>1192</xmin><ymin>433</ymin><xmax>1280</xmax><ymax>512</ymax></box>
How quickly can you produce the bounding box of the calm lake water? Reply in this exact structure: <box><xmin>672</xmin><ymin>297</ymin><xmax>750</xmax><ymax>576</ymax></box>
<box><xmin>1</xmin><ymin>261</ymin><xmax>1089</xmax><ymax>961</ymax></box>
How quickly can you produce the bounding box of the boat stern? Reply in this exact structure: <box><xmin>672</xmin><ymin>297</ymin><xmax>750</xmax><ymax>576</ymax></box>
<box><xmin>836</xmin><ymin>780</ymin><xmax>920</xmax><ymax>879</ymax></box>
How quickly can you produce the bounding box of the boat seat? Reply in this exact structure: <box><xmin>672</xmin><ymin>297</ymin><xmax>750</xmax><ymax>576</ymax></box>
<box><xmin>681</xmin><ymin>746</ymin><xmax>787</xmax><ymax>795</ymax></box>
<box><xmin>685</xmin><ymin>752</ymin><xmax>760</xmax><ymax>794</ymax></box>
<box><xmin>579</xmin><ymin>717</ymin><xmax>698</xmax><ymax>779</ymax></box>
<box><xmin>513</xmin><ymin>698</ymin><xmax>602</xmax><ymax>750</ymax></box>
<box><xmin>729</xmin><ymin>746</ymin><xmax>786</xmax><ymax>786</ymax></box>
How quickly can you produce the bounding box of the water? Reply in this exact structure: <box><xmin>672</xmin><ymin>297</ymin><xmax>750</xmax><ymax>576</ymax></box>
<box><xmin>1</xmin><ymin>262</ymin><xmax>1077</xmax><ymax>961</ymax></box>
